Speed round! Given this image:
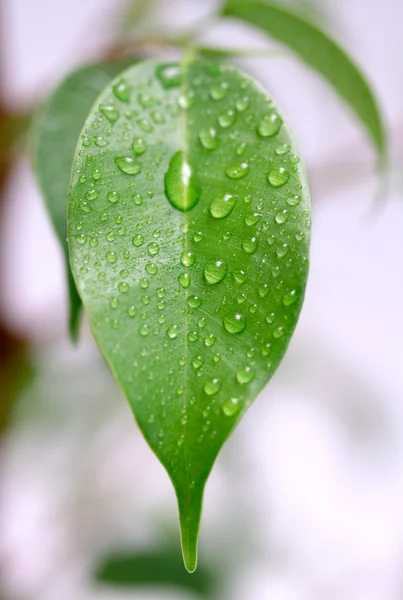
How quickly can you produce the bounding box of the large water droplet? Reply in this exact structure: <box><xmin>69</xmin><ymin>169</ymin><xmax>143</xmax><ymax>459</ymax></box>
<box><xmin>113</xmin><ymin>79</ymin><xmax>131</xmax><ymax>103</ymax></box>
<box><xmin>242</xmin><ymin>236</ymin><xmax>258</xmax><ymax>254</ymax></box>
<box><xmin>167</xmin><ymin>324</ymin><xmax>179</xmax><ymax>339</ymax></box>
<box><xmin>199</xmin><ymin>128</ymin><xmax>219</xmax><ymax>150</ymax></box>
<box><xmin>132</xmin><ymin>234</ymin><xmax>144</xmax><ymax>247</ymax></box>
<box><xmin>204</xmin><ymin>378</ymin><xmax>221</xmax><ymax>395</ymax></box>
<box><xmin>187</xmin><ymin>295</ymin><xmax>202</xmax><ymax>308</ymax></box>
<box><xmin>164</xmin><ymin>151</ymin><xmax>199</xmax><ymax>212</ymax></box>
<box><xmin>209</xmin><ymin>193</ymin><xmax>237</xmax><ymax>219</ymax></box>
<box><xmin>180</xmin><ymin>250</ymin><xmax>195</xmax><ymax>267</ymax></box>
<box><xmin>222</xmin><ymin>398</ymin><xmax>241</xmax><ymax>417</ymax></box>
<box><xmin>223</xmin><ymin>313</ymin><xmax>246</xmax><ymax>334</ymax></box>
<box><xmin>115</xmin><ymin>157</ymin><xmax>141</xmax><ymax>176</ymax></box>
<box><xmin>236</xmin><ymin>366</ymin><xmax>255</xmax><ymax>384</ymax></box>
<box><xmin>258</xmin><ymin>113</ymin><xmax>282</xmax><ymax>137</ymax></box>
<box><xmin>178</xmin><ymin>272</ymin><xmax>191</xmax><ymax>288</ymax></box>
<box><xmin>218</xmin><ymin>110</ymin><xmax>236</xmax><ymax>128</ymax></box>
<box><xmin>268</xmin><ymin>166</ymin><xmax>290</xmax><ymax>188</ymax></box>
<box><xmin>105</xmin><ymin>251</ymin><xmax>118</xmax><ymax>264</ymax></box>
<box><xmin>225</xmin><ymin>162</ymin><xmax>249</xmax><ymax>180</ymax></box>
<box><xmin>204</xmin><ymin>260</ymin><xmax>227</xmax><ymax>284</ymax></box>
<box><xmin>100</xmin><ymin>105</ymin><xmax>119</xmax><ymax>124</ymax></box>
<box><xmin>156</xmin><ymin>64</ymin><xmax>182</xmax><ymax>88</ymax></box>
<box><xmin>282</xmin><ymin>289</ymin><xmax>298</xmax><ymax>306</ymax></box>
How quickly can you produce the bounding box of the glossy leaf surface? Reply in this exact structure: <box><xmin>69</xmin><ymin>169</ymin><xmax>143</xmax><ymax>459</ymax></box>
<box><xmin>68</xmin><ymin>59</ymin><xmax>310</xmax><ymax>571</ymax></box>
<box><xmin>222</xmin><ymin>0</ymin><xmax>386</xmax><ymax>162</ymax></box>
<box><xmin>31</xmin><ymin>63</ymin><xmax>125</xmax><ymax>338</ymax></box>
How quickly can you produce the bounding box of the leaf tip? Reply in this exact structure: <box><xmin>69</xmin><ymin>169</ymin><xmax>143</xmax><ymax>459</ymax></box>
<box><xmin>176</xmin><ymin>485</ymin><xmax>203</xmax><ymax>573</ymax></box>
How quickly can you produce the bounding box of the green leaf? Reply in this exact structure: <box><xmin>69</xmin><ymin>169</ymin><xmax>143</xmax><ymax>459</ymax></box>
<box><xmin>68</xmin><ymin>59</ymin><xmax>310</xmax><ymax>571</ymax></box>
<box><xmin>222</xmin><ymin>0</ymin><xmax>386</xmax><ymax>164</ymax></box>
<box><xmin>95</xmin><ymin>547</ymin><xmax>215</xmax><ymax>595</ymax></box>
<box><xmin>31</xmin><ymin>63</ymin><xmax>127</xmax><ymax>340</ymax></box>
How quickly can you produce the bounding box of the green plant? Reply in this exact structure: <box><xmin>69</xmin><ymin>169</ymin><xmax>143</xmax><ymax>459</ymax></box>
<box><xmin>30</xmin><ymin>0</ymin><xmax>386</xmax><ymax>573</ymax></box>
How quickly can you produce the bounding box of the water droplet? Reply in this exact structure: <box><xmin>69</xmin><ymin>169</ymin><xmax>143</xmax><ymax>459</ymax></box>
<box><xmin>187</xmin><ymin>295</ymin><xmax>202</xmax><ymax>308</ymax></box>
<box><xmin>268</xmin><ymin>166</ymin><xmax>290</xmax><ymax>188</ymax></box>
<box><xmin>106</xmin><ymin>231</ymin><xmax>115</xmax><ymax>242</ymax></box>
<box><xmin>156</xmin><ymin>63</ymin><xmax>182</xmax><ymax>88</ymax></box>
<box><xmin>140</xmin><ymin>278</ymin><xmax>149</xmax><ymax>289</ymax></box>
<box><xmin>180</xmin><ymin>250</ymin><xmax>195</xmax><ymax>267</ymax></box>
<box><xmin>204</xmin><ymin>378</ymin><xmax>221</xmax><ymax>395</ymax></box>
<box><xmin>244</xmin><ymin>212</ymin><xmax>261</xmax><ymax>226</ymax></box>
<box><xmin>118</xmin><ymin>281</ymin><xmax>129</xmax><ymax>293</ymax></box>
<box><xmin>140</xmin><ymin>323</ymin><xmax>150</xmax><ymax>336</ymax></box>
<box><xmin>127</xmin><ymin>305</ymin><xmax>137</xmax><ymax>317</ymax></box>
<box><xmin>223</xmin><ymin>398</ymin><xmax>241</xmax><ymax>417</ymax></box>
<box><xmin>225</xmin><ymin>162</ymin><xmax>249</xmax><ymax>180</ymax></box>
<box><xmin>132</xmin><ymin>234</ymin><xmax>144</xmax><ymax>247</ymax></box>
<box><xmin>223</xmin><ymin>313</ymin><xmax>246</xmax><ymax>334</ymax></box>
<box><xmin>192</xmin><ymin>356</ymin><xmax>203</xmax><ymax>369</ymax></box>
<box><xmin>204</xmin><ymin>333</ymin><xmax>216</xmax><ymax>347</ymax></box>
<box><xmin>275</xmin><ymin>143</ymin><xmax>290</xmax><ymax>155</ymax></box>
<box><xmin>210</xmin><ymin>82</ymin><xmax>228</xmax><ymax>100</ymax></box>
<box><xmin>147</xmin><ymin>242</ymin><xmax>160</xmax><ymax>256</ymax></box>
<box><xmin>258</xmin><ymin>284</ymin><xmax>269</xmax><ymax>298</ymax></box>
<box><xmin>100</xmin><ymin>105</ymin><xmax>119</xmax><ymax>124</ymax></box>
<box><xmin>157</xmin><ymin>300</ymin><xmax>166</xmax><ymax>310</ymax></box>
<box><xmin>133</xmin><ymin>193</ymin><xmax>143</xmax><ymax>205</ymax></box>
<box><xmin>237</xmin><ymin>366</ymin><xmax>255</xmax><ymax>384</ymax></box>
<box><xmin>218</xmin><ymin>110</ymin><xmax>236</xmax><ymax>128</ymax></box>
<box><xmin>209</xmin><ymin>193</ymin><xmax>237</xmax><ymax>219</ymax></box>
<box><xmin>286</xmin><ymin>194</ymin><xmax>302</xmax><ymax>207</ymax></box>
<box><xmin>236</xmin><ymin>96</ymin><xmax>249</xmax><ymax>112</ymax></box>
<box><xmin>178</xmin><ymin>272</ymin><xmax>191</xmax><ymax>288</ymax></box>
<box><xmin>282</xmin><ymin>289</ymin><xmax>298</xmax><ymax>306</ymax></box>
<box><xmin>115</xmin><ymin>157</ymin><xmax>141</xmax><ymax>176</ymax></box>
<box><xmin>187</xmin><ymin>331</ymin><xmax>199</xmax><ymax>342</ymax></box>
<box><xmin>199</xmin><ymin>127</ymin><xmax>219</xmax><ymax>150</ymax></box>
<box><xmin>167</xmin><ymin>325</ymin><xmax>179</xmax><ymax>339</ymax></box>
<box><xmin>105</xmin><ymin>251</ymin><xmax>118</xmax><ymax>264</ymax></box>
<box><xmin>146</xmin><ymin>263</ymin><xmax>158</xmax><ymax>275</ymax></box>
<box><xmin>237</xmin><ymin>142</ymin><xmax>246</xmax><ymax>156</ymax></box>
<box><xmin>266</xmin><ymin>312</ymin><xmax>276</xmax><ymax>324</ymax></box>
<box><xmin>242</xmin><ymin>236</ymin><xmax>258</xmax><ymax>254</ymax></box>
<box><xmin>273</xmin><ymin>326</ymin><xmax>285</xmax><ymax>339</ymax></box>
<box><xmin>94</xmin><ymin>136</ymin><xmax>108</xmax><ymax>147</ymax></box>
<box><xmin>138</xmin><ymin>118</ymin><xmax>153</xmax><ymax>133</ymax></box>
<box><xmin>258</xmin><ymin>113</ymin><xmax>282</xmax><ymax>137</ymax></box>
<box><xmin>233</xmin><ymin>270</ymin><xmax>247</xmax><ymax>284</ymax></box>
<box><xmin>113</xmin><ymin>79</ymin><xmax>131</xmax><ymax>102</ymax></box>
<box><xmin>204</xmin><ymin>260</ymin><xmax>227</xmax><ymax>284</ymax></box>
<box><xmin>275</xmin><ymin>209</ymin><xmax>288</xmax><ymax>224</ymax></box>
<box><xmin>132</xmin><ymin>138</ymin><xmax>147</xmax><ymax>155</ymax></box>
<box><xmin>85</xmin><ymin>189</ymin><xmax>98</xmax><ymax>201</ymax></box>
<box><xmin>164</xmin><ymin>151</ymin><xmax>199</xmax><ymax>212</ymax></box>
<box><xmin>107</xmin><ymin>191</ymin><xmax>119</xmax><ymax>204</ymax></box>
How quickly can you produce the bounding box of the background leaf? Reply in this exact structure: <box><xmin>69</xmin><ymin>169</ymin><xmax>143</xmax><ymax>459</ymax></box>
<box><xmin>95</xmin><ymin>547</ymin><xmax>215</xmax><ymax>595</ymax></box>
<box><xmin>31</xmin><ymin>63</ymin><xmax>127</xmax><ymax>339</ymax></box>
<box><xmin>68</xmin><ymin>59</ymin><xmax>310</xmax><ymax>571</ymax></box>
<box><xmin>222</xmin><ymin>0</ymin><xmax>386</xmax><ymax>163</ymax></box>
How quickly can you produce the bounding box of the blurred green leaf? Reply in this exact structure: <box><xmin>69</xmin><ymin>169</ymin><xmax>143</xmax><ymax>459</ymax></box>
<box><xmin>222</xmin><ymin>0</ymin><xmax>386</xmax><ymax>164</ymax></box>
<box><xmin>68</xmin><ymin>59</ymin><xmax>310</xmax><ymax>571</ymax></box>
<box><xmin>31</xmin><ymin>63</ymin><xmax>128</xmax><ymax>340</ymax></box>
<box><xmin>95</xmin><ymin>547</ymin><xmax>215</xmax><ymax>595</ymax></box>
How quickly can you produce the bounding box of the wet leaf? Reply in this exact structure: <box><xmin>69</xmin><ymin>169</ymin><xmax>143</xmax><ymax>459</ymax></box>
<box><xmin>31</xmin><ymin>63</ymin><xmax>127</xmax><ymax>339</ymax></box>
<box><xmin>222</xmin><ymin>0</ymin><xmax>386</xmax><ymax>164</ymax></box>
<box><xmin>68</xmin><ymin>59</ymin><xmax>310</xmax><ymax>571</ymax></box>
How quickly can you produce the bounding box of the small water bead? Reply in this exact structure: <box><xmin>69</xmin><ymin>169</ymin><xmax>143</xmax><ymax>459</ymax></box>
<box><xmin>106</xmin><ymin>231</ymin><xmax>115</xmax><ymax>242</ymax></box>
<box><xmin>85</xmin><ymin>189</ymin><xmax>98</xmax><ymax>201</ymax></box>
<box><xmin>127</xmin><ymin>305</ymin><xmax>137</xmax><ymax>317</ymax></box>
<box><xmin>115</xmin><ymin>157</ymin><xmax>141</xmax><ymax>175</ymax></box>
<box><xmin>237</xmin><ymin>366</ymin><xmax>255</xmax><ymax>384</ymax></box>
<box><xmin>100</xmin><ymin>212</ymin><xmax>108</xmax><ymax>221</ymax></box>
<box><xmin>268</xmin><ymin>166</ymin><xmax>290</xmax><ymax>188</ymax></box>
<box><xmin>167</xmin><ymin>325</ymin><xmax>179</xmax><ymax>339</ymax></box>
<box><xmin>210</xmin><ymin>82</ymin><xmax>228</xmax><ymax>100</ymax></box>
<box><xmin>225</xmin><ymin>162</ymin><xmax>250</xmax><ymax>180</ymax></box>
<box><xmin>275</xmin><ymin>209</ymin><xmax>288</xmax><ymax>224</ymax></box>
<box><xmin>236</xmin><ymin>96</ymin><xmax>249</xmax><ymax>112</ymax></box>
<box><xmin>204</xmin><ymin>260</ymin><xmax>228</xmax><ymax>284</ymax></box>
<box><xmin>199</xmin><ymin>128</ymin><xmax>219</xmax><ymax>150</ymax></box>
<box><xmin>142</xmin><ymin>295</ymin><xmax>150</xmax><ymax>305</ymax></box>
<box><xmin>89</xmin><ymin>237</ymin><xmax>98</xmax><ymax>247</ymax></box>
<box><xmin>178</xmin><ymin>273</ymin><xmax>191</xmax><ymax>289</ymax></box>
<box><xmin>118</xmin><ymin>281</ymin><xmax>129</xmax><ymax>293</ymax></box>
<box><xmin>100</xmin><ymin>105</ymin><xmax>119</xmax><ymax>124</ymax></box>
<box><xmin>204</xmin><ymin>378</ymin><xmax>221</xmax><ymax>396</ymax></box>
<box><xmin>204</xmin><ymin>334</ymin><xmax>216</xmax><ymax>347</ymax></box>
<box><xmin>286</xmin><ymin>194</ymin><xmax>302</xmax><ymax>207</ymax></box>
<box><xmin>180</xmin><ymin>250</ymin><xmax>195</xmax><ymax>267</ymax></box>
<box><xmin>92</xmin><ymin>168</ymin><xmax>101</xmax><ymax>180</ymax></box>
<box><xmin>187</xmin><ymin>295</ymin><xmax>202</xmax><ymax>309</ymax></box>
<box><xmin>193</xmin><ymin>231</ymin><xmax>203</xmax><ymax>242</ymax></box>
<box><xmin>223</xmin><ymin>313</ymin><xmax>246</xmax><ymax>334</ymax></box>
<box><xmin>237</xmin><ymin>142</ymin><xmax>246</xmax><ymax>156</ymax></box>
<box><xmin>107</xmin><ymin>191</ymin><xmax>119</xmax><ymax>204</ymax></box>
<box><xmin>198</xmin><ymin>317</ymin><xmax>206</xmax><ymax>328</ymax></box>
<box><xmin>275</xmin><ymin>143</ymin><xmax>291</xmax><ymax>156</ymax></box>
<box><xmin>266</xmin><ymin>312</ymin><xmax>276</xmax><ymax>324</ymax></box>
<box><xmin>218</xmin><ymin>110</ymin><xmax>236</xmax><ymax>128</ymax></box>
<box><xmin>140</xmin><ymin>323</ymin><xmax>150</xmax><ymax>336</ymax></box>
<box><xmin>80</xmin><ymin>201</ymin><xmax>92</xmax><ymax>213</ymax></box>
<box><xmin>155</xmin><ymin>63</ymin><xmax>182</xmax><ymax>89</ymax></box>
<box><xmin>192</xmin><ymin>356</ymin><xmax>203</xmax><ymax>369</ymax></box>
<box><xmin>273</xmin><ymin>326</ymin><xmax>285</xmax><ymax>339</ymax></box>
<box><xmin>147</xmin><ymin>242</ymin><xmax>160</xmax><ymax>256</ymax></box>
<box><xmin>237</xmin><ymin>293</ymin><xmax>246</xmax><ymax>304</ymax></box>
<box><xmin>157</xmin><ymin>300</ymin><xmax>166</xmax><ymax>310</ymax></box>
<box><xmin>242</xmin><ymin>236</ymin><xmax>258</xmax><ymax>254</ymax></box>
<box><xmin>113</xmin><ymin>79</ymin><xmax>131</xmax><ymax>103</ymax></box>
<box><xmin>157</xmin><ymin>315</ymin><xmax>166</xmax><ymax>324</ymax></box>
<box><xmin>146</xmin><ymin>263</ymin><xmax>158</xmax><ymax>275</ymax></box>
<box><xmin>258</xmin><ymin>284</ymin><xmax>269</xmax><ymax>298</ymax></box>
<box><xmin>282</xmin><ymin>289</ymin><xmax>298</xmax><ymax>306</ymax></box>
<box><xmin>223</xmin><ymin>398</ymin><xmax>241</xmax><ymax>417</ymax></box>
<box><xmin>244</xmin><ymin>212</ymin><xmax>261</xmax><ymax>227</ymax></box>
<box><xmin>276</xmin><ymin>244</ymin><xmax>289</xmax><ymax>259</ymax></box>
<box><xmin>157</xmin><ymin>288</ymin><xmax>166</xmax><ymax>298</ymax></box>
<box><xmin>209</xmin><ymin>193</ymin><xmax>237</xmax><ymax>219</ymax></box>
<box><xmin>258</xmin><ymin>113</ymin><xmax>283</xmax><ymax>137</ymax></box>
<box><xmin>82</xmin><ymin>135</ymin><xmax>90</xmax><ymax>147</ymax></box>
<box><xmin>132</xmin><ymin>234</ymin><xmax>144</xmax><ymax>247</ymax></box>
<box><xmin>94</xmin><ymin>136</ymin><xmax>108</xmax><ymax>147</ymax></box>
<box><xmin>132</xmin><ymin>138</ymin><xmax>147</xmax><ymax>155</ymax></box>
<box><xmin>105</xmin><ymin>251</ymin><xmax>118</xmax><ymax>264</ymax></box>
<box><xmin>120</xmin><ymin>269</ymin><xmax>129</xmax><ymax>278</ymax></box>
<box><xmin>111</xmin><ymin>319</ymin><xmax>120</xmax><ymax>330</ymax></box>
<box><xmin>187</xmin><ymin>331</ymin><xmax>199</xmax><ymax>342</ymax></box>
<box><xmin>233</xmin><ymin>270</ymin><xmax>247</xmax><ymax>284</ymax></box>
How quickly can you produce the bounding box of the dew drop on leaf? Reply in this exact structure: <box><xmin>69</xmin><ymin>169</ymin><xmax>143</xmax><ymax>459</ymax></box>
<box><xmin>204</xmin><ymin>260</ymin><xmax>228</xmax><ymax>284</ymax></box>
<box><xmin>115</xmin><ymin>157</ymin><xmax>141</xmax><ymax>175</ymax></box>
<box><xmin>268</xmin><ymin>166</ymin><xmax>290</xmax><ymax>188</ymax></box>
<box><xmin>223</xmin><ymin>313</ymin><xmax>246</xmax><ymax>334</ymax></box>
<box><xmin>164</xmin><ymin>151</ymin><xmax>200</xmax><ymax>212</ymax></box>
<box><xmin>209</xmin><ymin>193</ymin><xmax>237</xmax><ymax>219</ymax></box>
<box><xmin>199</xmin><ymin>127</ymin><xmax>219</xmax><ymax>150</ymax></box>
<box><xmin>225</xmin><ymin>162</ymin><xmax>250</xmax><ymax>179</ymax></box>
<box><xmin>258</xmin><ymin>113</ymin><xmax>282</xmax><ymax>137</ymax></box>
<box><xmin>155</xmin><ymin>63</ymin><xmax>182</xmax><ymax>89</ymax></box>
<box><xmin>222</xmin><ymin>398</ymin><xmax>241</xmax><ymax>417</ymax></box>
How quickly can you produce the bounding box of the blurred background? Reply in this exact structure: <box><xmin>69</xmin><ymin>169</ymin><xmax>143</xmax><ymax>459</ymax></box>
<box><xmin>1</xmin><ymin>0</ymin><xmax>403</xmax><ymax>598</ymax></box>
